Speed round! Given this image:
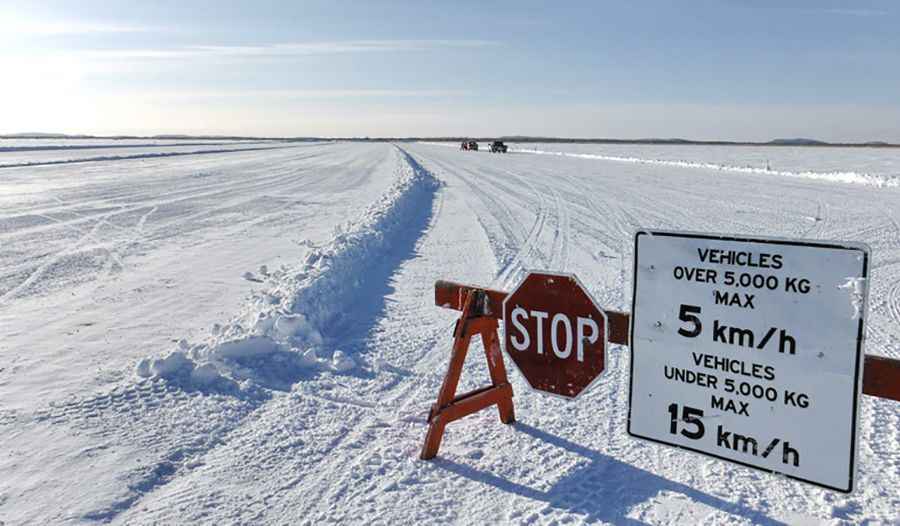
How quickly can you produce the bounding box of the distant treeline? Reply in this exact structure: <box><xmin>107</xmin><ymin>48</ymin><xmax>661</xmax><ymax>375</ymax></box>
<box><xmin>380</xmin><ymin>137</ymin><xmax>900</xmax><ymax>148</ymax></box>
<box><xmin>2</xmin><ymin>134</ymin><xmax>897</xmax><ymax>148</ymax></box>
<box><xmin>0</xmin><ymin>133</ymin><xmax>316</xmax><ymax>142</ymax></box>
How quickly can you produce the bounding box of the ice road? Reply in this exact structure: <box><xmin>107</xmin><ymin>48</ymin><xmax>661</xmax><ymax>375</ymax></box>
<box><xmin>1</xmin><ymin>140</ymin><xmax>898</xmax><ymax>524</ymax></box>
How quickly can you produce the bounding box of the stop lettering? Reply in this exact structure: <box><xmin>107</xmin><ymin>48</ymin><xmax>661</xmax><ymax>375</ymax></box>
<box><xmin>507</xmin><ymin>308</ymin><xmax>600</xmax><ymax>362</ymax></box>
<box><xmin>502</xmin><ymin>272</ymin><xmax>609</xmax><ymax>399</ymax></box>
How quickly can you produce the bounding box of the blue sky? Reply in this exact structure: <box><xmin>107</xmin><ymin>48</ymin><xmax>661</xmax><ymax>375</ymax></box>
<box><xmin>1</xmin><ymin>0</ymin><xmax>899</xmax><ymax>140</ymax></box>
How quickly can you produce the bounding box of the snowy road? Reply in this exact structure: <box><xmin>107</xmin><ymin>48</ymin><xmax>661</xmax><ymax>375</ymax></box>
<box><xmin>1</xmin><ymin>142</ymin><xmax>899</xmax><ymax>524</ymax></box>
<box><xmin>0</xmin><ymin>140</ymin><xmax>292</xmax><ymax>168</ymax></box>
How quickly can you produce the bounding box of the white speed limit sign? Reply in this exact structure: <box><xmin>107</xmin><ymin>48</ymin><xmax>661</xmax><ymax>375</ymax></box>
<box><xmin>628</xmin><ymin>230</ymin><xmax>869</xmax><ymax>493</ymax></box>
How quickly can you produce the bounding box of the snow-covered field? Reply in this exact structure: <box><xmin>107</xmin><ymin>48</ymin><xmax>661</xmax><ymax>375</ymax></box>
<box><xmin>0</xmin><ymin>139</ymin><xmax>303</xmax><ymax>168</ymax></box>
<box><xmin>1</xmin><ymin>141</ymin><xmax>899</xmax><ymax>524</ymax></box>
<box><xmin>506</xmin><ymin>143</ymin><xmax>900</xmax><ymax>184</ymax></box>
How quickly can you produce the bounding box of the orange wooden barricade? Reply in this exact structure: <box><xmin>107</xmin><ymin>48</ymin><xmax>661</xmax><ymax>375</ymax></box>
<box><xmin>420</xmin><ymin>288</ymin><xmax>515</xmax><ymax>460</ymax></box>
<box><xmin>421</xmin><ymin>280</ymin><xmax>900</xmax><ymax>460</ymax></box>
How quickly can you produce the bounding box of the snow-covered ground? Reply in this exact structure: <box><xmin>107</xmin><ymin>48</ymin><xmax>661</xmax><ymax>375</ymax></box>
<box><xmin>0</xmin><ymin>139</ymin><xmax>303</xmax><ymax>168</ymax></box>
<box><xmin>506</xmin><ymin>143</ymin><xmax>900</xmax><ymax>183</ymax></box>
<box><xmin>1</xmin><ymin>141</ymin><xmax>899</xmax><ymax>524</ymax></box>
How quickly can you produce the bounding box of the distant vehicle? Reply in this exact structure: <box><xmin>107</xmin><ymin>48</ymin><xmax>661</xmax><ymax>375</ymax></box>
<box><xmin>490</xmin><ymin>141</ymin><xmax>508</xmax><ymax>153</ymax></box>
<box><xmin>461</xmin><ymin>140</ymin><xmax>478</xmax><ymax>151</ymax></box>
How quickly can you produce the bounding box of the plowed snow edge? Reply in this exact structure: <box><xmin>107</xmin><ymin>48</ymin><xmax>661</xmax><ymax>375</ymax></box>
<box><xmin>513</xmin><ymin>147</ymin><xmax>900</xmax><ymax>187</ymax></box>
<box><xmin>135</xmin><ymin>145</ymin><xmax>440</xmax><ymax>392</ymax></box>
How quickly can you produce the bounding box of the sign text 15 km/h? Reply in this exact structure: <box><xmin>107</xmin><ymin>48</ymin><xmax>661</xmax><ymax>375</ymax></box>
<box><xmin>628</xmin><ymin>231</ymin><xmax>869</xmax><ymax>493</ymax></box>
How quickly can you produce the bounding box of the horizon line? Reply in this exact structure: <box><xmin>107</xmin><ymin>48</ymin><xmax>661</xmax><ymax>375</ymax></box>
<box><xmin>2</xmin><ymin>133</ymin><xmax>899</xmax><ymax>148</ymax></box>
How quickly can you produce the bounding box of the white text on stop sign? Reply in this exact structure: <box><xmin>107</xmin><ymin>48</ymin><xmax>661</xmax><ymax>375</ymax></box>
<box><xmin>508</xmin><ymin>307</ymin><xmax>599</xmax><ymax>362</ymax></box>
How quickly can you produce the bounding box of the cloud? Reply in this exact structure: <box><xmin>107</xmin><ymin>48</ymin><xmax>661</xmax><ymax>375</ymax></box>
<box><xmin>141</xmin><ymin>89</ymin><xmax>472</xmax><ymax>99</ymax></box>
<box><xmin>733</xmin><ymin>4</ymin><xmax>890</xmax><ymax>18</ymax></box>
<box><xmin>72</xmin><ymin>39</ymin><xmax>499</xmax><ymax>61</ymax></box>
<box><xmin>0</xmin><ymin>15</ymin><xmax>154</xmax><ymax>36</ymax></box>
<box><xmin>816</xmin><ymin>8</ymin><xmax>889</xmax><ymax>17</ymax></box>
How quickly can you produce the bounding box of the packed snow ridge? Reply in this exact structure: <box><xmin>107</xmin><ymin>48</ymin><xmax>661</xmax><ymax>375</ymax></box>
<box><xmin>0</xmin><ymin>141</ymin><xmax>265</xmax><ymax>152</ymax></box>
<box><xmin>135</xmin><ymin>146</ymin><xmax>439</xmax><ymax>390</ymax></box>
<box><xmin>0</xmin><ymin>145</ymin><xmax>285</xmax><ymax>169</ymax></box>
<box><xmin>513</xmin><ymin>147</ymin><xmax>900</xmax><ymax>188</ymax></box>
<box><xmin>419</xmin><ymin>142</ymin><xmax>898</xmax><ymax>187</ymax></box>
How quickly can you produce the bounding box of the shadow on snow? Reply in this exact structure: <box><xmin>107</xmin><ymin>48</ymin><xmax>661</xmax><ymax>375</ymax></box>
<box><xmin>300</xmin><ymin>149</ymin><xmax>441</xmax><ymax>379</ymax></box>
<box><xmin>437</xmin><ymin>422</ymin><xmax>786</xmax><ymax>525</ymax></box>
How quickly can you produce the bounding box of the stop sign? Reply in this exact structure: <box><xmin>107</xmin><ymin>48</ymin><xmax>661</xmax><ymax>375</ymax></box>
<box><xmin>502</xmin><ymin>272</ymin><xmax>608</xmax><ymax>399</ymax></box>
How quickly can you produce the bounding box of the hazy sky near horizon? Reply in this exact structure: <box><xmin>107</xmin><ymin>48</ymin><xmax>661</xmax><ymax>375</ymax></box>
<box><xmin>2</xmin><ymin>0</ymin><xmax>899</xmax><ymax>141</ymax></box>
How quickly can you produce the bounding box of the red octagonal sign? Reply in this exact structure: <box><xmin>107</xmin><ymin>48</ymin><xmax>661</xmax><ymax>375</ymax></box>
<box><xmin>502</xmin><ymin>271</ymin><xmax>608</xmax><ymax>399</ymax></box>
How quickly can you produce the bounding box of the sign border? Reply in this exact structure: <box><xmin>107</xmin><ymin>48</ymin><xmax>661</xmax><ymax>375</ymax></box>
<box><xmin>627</xmin><ymin>229</ymin><xmax>869</xmax><ymax>493</ymax></box>
<box><xmin>502</xmin><ymin>270</ymin><xmax>610</xmax><ymax>401</ymax></box>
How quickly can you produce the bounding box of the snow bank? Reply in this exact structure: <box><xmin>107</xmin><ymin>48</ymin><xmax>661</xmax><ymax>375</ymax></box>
<box><xmin>0</xmin><ymin>146</ymin><xmax>284</xmax><ymax>169</ymax></box>
<box><xmin>135</xmin><ymin>146</ymin><xmax>439</xmax><ymax>390</ymax></box>
<box><xmin>0</xmin><ymin>141</ymin><xmax>264</xmax><ymax>152</ymax></box>
<box><xmin>513</xmin><ymin>147</ymin><xmax>900</xmax><ymax>188</ymax></box>
<box><xmin>417</xmin><ymin>142</ymin><xmax>899</xmax><ymax>187</ymax></box>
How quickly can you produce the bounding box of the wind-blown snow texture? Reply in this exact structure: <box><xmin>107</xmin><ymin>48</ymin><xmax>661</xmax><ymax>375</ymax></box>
<box><xmin>1</xmin><ymin>141</ymin><xmax>899</xmax><ymax>524</ymax></box>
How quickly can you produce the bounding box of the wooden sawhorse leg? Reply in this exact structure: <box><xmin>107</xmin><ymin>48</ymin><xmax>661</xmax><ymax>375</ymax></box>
<box><xmin>420</xmin><ymin>291</ymin><xmax>515</xmax><ymax>460</ymax></box>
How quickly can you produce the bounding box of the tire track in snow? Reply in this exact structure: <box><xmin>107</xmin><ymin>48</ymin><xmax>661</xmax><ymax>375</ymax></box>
<box><xmin>548</xmin><ymin>185</ymin><xmax>571</xmax><ymax>272</ymax></box>
<box><xmin>3</xmin><ymin>203</ymin><xmax>164</xmax><ymax>301</ymax></box>
<box><xmin>577</xmin><ymin>191</ymin><xmax>629</xmax><ymax>260</ymax></box>
<box><xmin>801</xmin><ymin>199</ymin><xmax>828</xmax><ymax>239</ymax></box>
<box><xmin>470</xmin><ymin>166</ymin><xmax>566</xmax><ymax>280</ymax></box>
<box><xmin>495</xmin><ymin>169</ymin><xmax>550</xmax><ymax>286</ymax></box>
<box><xmin>135</xmin><ymin>205</ymin><xmax>158</xmax><ymax>234</ymax></box>
<box><xmin>0</xmin><ymin>210</ymin><xmax>120</xmax><ymax>303</ymax></box>
<box><xmin>0</xmin><ymin>147</ymin><xmax>351</xmax><ymax>300</ymax></box>
<box><xmin>408</xmin><ymin>151</ymin><xmax>551</xmax><ymax>289</ymax></box>
<box><xmin>431</xmin><ymin>161</ymin><xmax>528</xmax><ymax>279</ymax></box>
<box><xmin>0</xmin><ymin>147</ymin><xmax>331</xmax><ymax>239</ymax></box>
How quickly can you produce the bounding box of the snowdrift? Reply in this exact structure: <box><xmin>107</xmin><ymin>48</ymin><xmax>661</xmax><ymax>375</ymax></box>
<box><xmin>0</xmin><ymin>141</ymin><xmax>263</xmax><ymax>152</ymax></box>
<box><xmin>420</xmin><ymin>141</ymin><xmax>899</xmax><ymax>188</ymax></box>
<box><xmin>0</xmin><ymin>145</ymin><xmax>284</xmax><ymax>169</ymax></box>
<box><xmin>135</xmin><ymin>146</ymin><xmax>439</xmax><ymax>391</ymax></box>
<box><xmin>513</xmin><ymin>147</ymin><xmax>900</xmax><ymax>188</ymax></box>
